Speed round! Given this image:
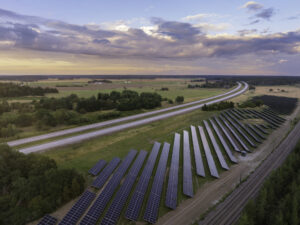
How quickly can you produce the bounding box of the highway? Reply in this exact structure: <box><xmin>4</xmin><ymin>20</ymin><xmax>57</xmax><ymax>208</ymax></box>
<box><xmin>8</xmin><ymin>83</ymin><xmax>242</xmax><ymax>147</ymax></box>
<box><xmin>18</xmin><ymin>82</ymin><xmax>248</xmax><ymax>154</ymax></box>
<box><xmin>198</xmin><ymin>117</ymin><xmax>300</xmax><ymax>225</ymax></box>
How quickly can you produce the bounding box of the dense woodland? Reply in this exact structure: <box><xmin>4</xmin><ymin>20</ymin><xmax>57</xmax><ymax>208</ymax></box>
<box><xmin>0</xmin><ymin>83</ymin><xmax>57</xmax><ymax>97</ymax></box>
<box><xmin>0</xmin><ymin>145</ymin><xmax>85</xmax><ymax>225</ymax></box>
<box><xmin>238</xmin><ymin>143</ymin><xmax>300</xmax><ymax>225</ymax></box>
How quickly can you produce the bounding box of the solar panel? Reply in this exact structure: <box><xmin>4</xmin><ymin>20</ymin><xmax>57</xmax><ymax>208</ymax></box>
<box><xmin>262</xmin><ymin>109</ymin><xmax>285</xmax><ymax>122</ymax></box>
<box><xmin>225</xmin><ymin>111</ymin><xmax>262</xmax><ymax>144</ymax></box>
<box><xmin>144</xmin><ymin>142</ymin><xmax>170</xmax><ymax>224</ymax></box>
<box><xmin>264</xmin><ymin>109</ymin><xmax>285</xmax><ymax>121</ymax></box>
<box><xmin>222</xmin><ymin>113</ymin><xmax>257</xmax><ymax>148</ymax></box>
<box><xmin>80</xmin><ymin>150</ymin><xmax>137</xmax><ymax>225</ymax></box>
<box><xmin>218</xmin><ymin>115</ymin><xmax>250</xmax><ymax>152</ymax></box>
<box><xmin>204</xmin><ymin>120</ymin><xmax>229</xmax><ymax>170</ymax></box>
<box><xmin>38</xmin><ymin>214</ymin><xmax>57</xmax><ymax>225</ymax></box>
<box><xmin>209</xmin><ymin>119</ymin><xmax>237</xmax><ymax>164</ymax></box>
<box><xmin>229</xmin><ymin>110</ymin><xmax>242</xmax><ymax>120</ymax></box>
<box><xmin>190</xmin><ymin>126</ymin><xmax>205</xmax><ymax>177</ymax></box>
<box><xmin>247</xmin><ymin>124</ymin><xmax>266</xmax><ymax>140</ymax></box>
<box><xmin>100</xmin><ymin>150</ymin><xmax>147</xmax><ymax>225</ymax></box>
<box><xmin>88</xmin><ymin>160</ymin><xmax>106</xmax><ymax>176</ymax></box>
<box><xmin>198</xmin><ymin>126</ymin><xmax>219</xmax><ymax>178</ymax></box>
<box><xmin>125</xmin><ymin>142</ymin><xmax>161</xmax><ymax>221</ymax></box>
<box><xmin>182</xmin><ymin>130</ymin><xmax>194</xmax><ymax>197</ymax></box>
<box><xmin>59</xmin><ymin>190</ymin><xmax>96</xmax><ymax>225</ymax></box>
<box><xmin>165</xmin><ymin>133</ymin><xmax>180</xmax><ymax>209</ymax></box>
<box><xmin>260</xmin><ymin>111</ymin><xmax>284</xmax><ymax>124</ymax></box>
<box><xmin>214</xmin><ymin>117</ymin><xmax>241</xmax><ymax>153</ymax></box>
<box><xmin>232</xmin><ymin>109</ymin><xmax>247</xmax><ymax>119</ymax></box>
<box><xmin>91</xmin><ymin>157</ymin><xmax>120</xmax><ymax>189</ymax></box>
<box><xmin>254</xmin><ymin>124</ymin><xmax>268</xmax><ymax>134</ymax></box>
<box><xmin>247</xmin><ymin>110</ymin><xmax>278</xmax><ymax>128</ymax></box>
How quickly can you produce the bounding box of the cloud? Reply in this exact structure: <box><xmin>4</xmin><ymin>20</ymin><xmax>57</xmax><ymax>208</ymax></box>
<box><xmin>182</xmin><ymin>13</ymin><xmax>216</xmax><ymax>22</ymax></box>
<box><xmin>242</xmin><ymin>1</ymin><xmax>263</xmax><ymax>11</ymax></box>
<box><xmin>0</xmin><ymin>7</ymin><xmax>300</xmax><ymax>62</ymax></box>
<box><xmin>279</xmin><ymin>59</ymin><xmax>288</xmax><ymax>64</ymax></box>
<box><xmin>255</xmin><ymin>8</ymin><xmax>275</xmax><ymax>20</ymax></box>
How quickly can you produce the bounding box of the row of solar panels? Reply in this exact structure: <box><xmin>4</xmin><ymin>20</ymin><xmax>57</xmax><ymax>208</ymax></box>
<box><xmin>38</xmin><ymin>108</ymin><xmax>284</xmax><ymax>225</ymax></box>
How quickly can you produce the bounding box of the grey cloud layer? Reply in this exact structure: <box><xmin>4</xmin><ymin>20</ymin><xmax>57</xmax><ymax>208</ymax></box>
<box><xmin>0</xmin><ymin>8</ymin><xmax>299</xmax><ymax>60</ymax></box>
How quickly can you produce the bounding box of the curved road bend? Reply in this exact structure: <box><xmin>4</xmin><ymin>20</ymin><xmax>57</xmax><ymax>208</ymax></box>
<box><xmin>198</xmin><ymin>119</ymin><xmax>300</xmax><ymax>225</ymax></box>
<box><xmin>19</xmin><ymin>82</ymin><xmax>248</xmax><ymax>154</ymax></box>
<box><xmin>8</xmin><ymin>83</ymin><xmax>242</xmax><ymax>147</ymax></box>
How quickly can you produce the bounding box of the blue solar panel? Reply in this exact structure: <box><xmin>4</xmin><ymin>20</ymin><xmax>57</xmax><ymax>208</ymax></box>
<box><xmin>80</xmin><ymin>150</ymin><xmax>137</xmax><ymax>225</ymax></box>
<box><xmin>230</xmin><ymin>110</ymin><xmax>242</xmax><ymax>120</ymax></box>
<box><xmin>247</xmin><ymin>110</ymin><xmax>278</xmax><ymax>128</ymax></box>
<box><xmin>261</xmin><ymin>110</ymin><xmax>284</xmax><ymax>123</ymax></box>
<box><xmin>91</xmin><ymin>157</ymin><xmax>120</xmax><ymax>189</ymax></box>
<box><xmin>209</xmin><ymin>119</ymin><xmax>237</xmax><ymax>164</ymax></box>
<box><xmin>204</xmin><ymin>120</ymin><xmax>229</xmax><ymax>170</ymax></box>
<box><xmin>214</xmin><ymin>117</ymin><xmax>241</xmax><ymax>153</ymax></box>
<box><xmin>88</xmin><ymin>160</ymin><xmax>106</xmax><ymax>176</ymax></box>
<box><xmin>100</xmin><ymin>150</ymin><xmax>147</xmax><ymax>225</ymax></box>
<box><xmin>221</xmin><ymin>113</ymin><xmax>257</xmax><ymax>148</ymax></box>
<box><xmin>125</xmin><ymin>142</ymin><xmax>161</xmax><ymax>221</ymax></box>
<box><xmin>247</xmin><ymin>124</ymin><xmax>266</xmax><ymax>140</ymax></box>
<box><xmin>260</xmin><ymin>111</ymin><xmax>283</xmax><ymax>124</ymax></box>
<box><xmin>190</xmin><ymin>126</ymin><xmax>205</xmax><ymax>177</ymax></box>
<box><xmin>59</xmin><ymin>190</ymin><xmax>96</xmax><ymax>225</ymax></box>
<box><xmin>232</xmin><ymin>109</ymin><xmax>247</xmax><ymax>119</ymax></box>
<box><xmin>165</xmin><ymin>133</ymin><xmax>180</xmax><ymax>209</ymax></box>
<box><xmin>225</xmin><ymin>111</ymin><xmax>262</xmax><ymax>143</ymax></box>
<box><xmin>144</xmin><ymin>142</ymin><xmax>170</xmax><ymax>224</ymax></box>
<box><xmin>198</xmin><ymin>126</ymin><xmax>219</xmax><ymax>178</ymax></box>
<box><xmin>182</xmin><ymin>130</ymin><xmax>194</xmax><ymax>197</ymax></box>
<box><xmin>254</xmin><ymin>124</ymin><xmax>268</xmax><ymax>134</ymax></box>
<box><xmin>38</xmin><ymin>214</ymin><xmax>57</xmax><ymax>225</ymax></box>
<box><xmin>219</xmin><ymin>115</ymin><xmax>250</xmax><ymax>152</ymax></box>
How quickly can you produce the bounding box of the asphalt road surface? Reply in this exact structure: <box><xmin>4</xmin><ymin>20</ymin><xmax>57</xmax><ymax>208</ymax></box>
<box><xmin>8</xmin><ymin>83</ymin><xmax>242</xmax><ymax>147</ymax></box>
<box><xmin>198</xmin><ymin>117</ymin><xmax>300</xmax><ymax>225</ymax></box>
<box><xmin>18</xmin><ymin>82</ymin><xmax>248</xmax><ymax>154</ymax></box>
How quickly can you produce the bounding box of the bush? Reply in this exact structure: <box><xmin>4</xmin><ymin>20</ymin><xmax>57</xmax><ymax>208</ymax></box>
<box><xmin>175</xmin><ymin>96</ymin><xmax>184</xmax><ymax>103</ymax></box>
<box><xmin>202</xmin><ymin>101</ymin><xmax>234</xmax><ymax>111</ymax></box>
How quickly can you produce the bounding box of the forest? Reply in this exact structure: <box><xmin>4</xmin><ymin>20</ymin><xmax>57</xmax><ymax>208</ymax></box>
<box><xmin>188</xmin><ymin>80</ymin><xmax>235</xmax><ymax>89</ymax></box>
<box><xmin>0</xmin><ymin>145</ymin><xmax>85</xmax><ymax>225</ymax></box>
<box><xmin>0</xmin><ymin>83</ymin><xmax>58</xmax><ymax>97</ymax></box>
<box><xmin>238</xmin><ymin>143</ymin><xmax>300</xmax><ymax>225</ymax></box>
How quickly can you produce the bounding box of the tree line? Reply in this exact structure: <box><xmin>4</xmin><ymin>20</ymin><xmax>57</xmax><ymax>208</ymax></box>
<box><xmin>202</xmin><ymin>101</ymin><xmax>234</xmax><ymax>111</ymax></box>
<box><xmin>238</xmin><ymin>143</ymin><xmax>300</xmax><ymax>225</ymax></box>
<box><xmin>0</xmin><ymin>83</ymin><xmax>58</xmax><ymax>97</ymax></box>
<box><xmin>188</xmin><ymin>80</ymin><xmax>235</xmax><ymax>89</ymax></box>
<box><xmin>0</xmin><ymin>145</ymin><xmax>85</xmax><ymax>225</ymax></box>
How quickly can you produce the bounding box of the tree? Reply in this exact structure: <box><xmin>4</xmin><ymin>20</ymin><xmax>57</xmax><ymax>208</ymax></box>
<box><xmin>175</xmin><ymin>96</ymin><xmax>184</xmax><ymax>103</ymax></box>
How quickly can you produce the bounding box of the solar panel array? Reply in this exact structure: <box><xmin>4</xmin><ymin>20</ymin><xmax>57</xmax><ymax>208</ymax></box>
<box><xmin>183</xmin><ymin>130</ymin><xmax>194</xmax><ymax>197</ymax></box>
<box><xmin>190</xmin><ymin>126</ymin><xmax>205</xmax><ymax>177</ymax></box>
<box><xmin>198</xmin><ymin>126</ymin><xmax>219</xmax><ymax>178</ymax></box>
<box><xmin>204</xmin><ymin>120</ymin><xmax>229</xmax><ymax>170</ymax></box>
<box><xmin>38</xmin><ymin>215</ymin><xmax>57</xmax><ymax>225</ymax></box>
<box><xmin>248</xmin><ymin>110</ymin><xmax>278</xmax><ymax>128</ymax></box>
<box><xmin>80</xmin><ymin>150</ymin><xmax>137</xmax><ymax>225</ymax></box>
<box><xmin>165</xmin><ymin>133</ymin><xmax>180</xmax><ymax>209</ymax></box>
<box><xmin>59</xmin><ymin>190</ymin><xmax>96</xmax><ymax>225</ymax></box>
<box><xmin>144</xmin><ymin>142</ymin><xmax>170</xmax><ymax>224</ymax></box>
<box><xmin>88</xmin><ymin>159</ymin><xmax>106</xmax><ymax>176</ymax></box>
<box><xmin>222</xmin><ymin>114</ymin><xmax>256</xmax><ymax>148</ymax></box>
<box><xmin>214</xmin><ymin>117</ymin><xmax>241</xmax><ymax>153</ymax></box>
<box><xmin>226</xmin><ymin>111</ymin><xmax>262</xmax><ymax>144</ymax></box>
<box><xmin>91</xmin><ymin>157</ymin><xmax>120</xmax><ymax>189</ymax></box>
<box><xmin>100</xmin><ymin>150</ymin><xmax>147</xmax><ymax>225</ymax></box>
<box><xmin>254</xmin><ymin>124</ymin><xmax>268</xmax><ymax>134</ymax></box>
<box><xmin>247</xmin><ymin>124</ymin><xmax>266</xmax><ymax>140</ymax></box>
<box><xmin>209</xmin><ymin>119</ymin><xmax>237</xmax><ymax>163</ymax></box>
<box><xmin>125</xmin><ymin>142</ymin><xmax>161</xmax><ymax>221</ymax></box>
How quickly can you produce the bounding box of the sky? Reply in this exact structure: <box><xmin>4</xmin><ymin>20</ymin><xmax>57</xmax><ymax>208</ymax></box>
<box><xmin>0</xmin><ymin>0</ymin><xmax>300</xmax><ymax>75</ymax></box>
